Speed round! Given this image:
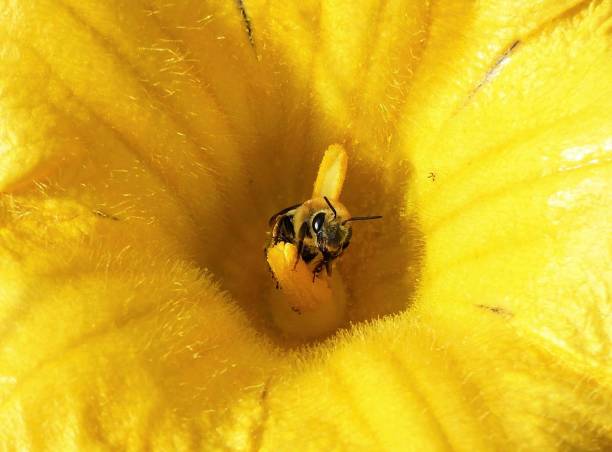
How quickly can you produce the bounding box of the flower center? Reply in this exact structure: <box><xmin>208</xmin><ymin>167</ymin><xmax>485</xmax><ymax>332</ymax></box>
<box><xmin>206</xmin><ymin>141</ymin><xmax>424</xmax><ymax>344</ymax></box>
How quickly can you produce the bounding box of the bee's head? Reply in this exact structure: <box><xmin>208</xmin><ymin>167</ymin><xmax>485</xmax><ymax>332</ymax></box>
<box><xmin>310</xmin><ymin>209</ymin><xmax>350</xmax><ymax>256</ymax></box>
<box><xmin>311</xmin><ymin>197</ymin><xmax>381</xmax><ymax>257</ymax></box>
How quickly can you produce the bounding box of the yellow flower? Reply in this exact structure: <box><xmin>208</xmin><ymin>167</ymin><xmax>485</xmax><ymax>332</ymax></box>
<box><xmin>1</xmin><ymin>0</ymin><xmax>611</xmax><ymax>449</ymax></box>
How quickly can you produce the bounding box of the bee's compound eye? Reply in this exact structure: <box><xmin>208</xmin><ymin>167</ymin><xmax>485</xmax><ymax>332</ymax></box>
<box><xmin>312</xmin><ymin>212</ymin><xmax>326</xmax><ymax>233</ymax></box>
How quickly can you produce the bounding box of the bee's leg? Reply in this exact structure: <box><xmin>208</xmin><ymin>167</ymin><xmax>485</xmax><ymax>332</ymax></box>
<box><xmin>325</xmin><ymin>260</ymin><xmax>332</xmax><ymax>277</ymax></box>
<box><xmin>312</xmin><ymin>261</ymin><xmax>324</xmax><ymax>283</ymax></box>
<box><xmin>294</xmin><ymin>222</ymin><xmax>308</xmax><ymax>270</ymax></box>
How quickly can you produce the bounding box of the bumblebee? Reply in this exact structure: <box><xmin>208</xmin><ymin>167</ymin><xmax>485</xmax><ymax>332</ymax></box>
<box><xmin>267</xmin><ymin>196</ymin><xmax>381</xmax><ymax>281</ymax></box>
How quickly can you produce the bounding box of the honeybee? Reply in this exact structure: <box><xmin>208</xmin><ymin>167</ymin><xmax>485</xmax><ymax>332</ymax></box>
<box><xmin>266</xmin><ymin>196</ymin><xmax>382</xmax><ymax>282</ymax></box>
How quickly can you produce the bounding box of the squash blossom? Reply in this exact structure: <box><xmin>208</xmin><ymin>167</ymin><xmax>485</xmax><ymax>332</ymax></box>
<box><xmin>0</xmin><ymin>0</ymin><xmax>611</xmax><ymax>449</ymax></box>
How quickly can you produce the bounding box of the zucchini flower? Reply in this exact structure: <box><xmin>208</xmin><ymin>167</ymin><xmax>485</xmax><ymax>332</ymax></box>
<box><xmin>0</xmin><ymin>0</ymin><xmax>610</xmax><ymax>449</ymax></box>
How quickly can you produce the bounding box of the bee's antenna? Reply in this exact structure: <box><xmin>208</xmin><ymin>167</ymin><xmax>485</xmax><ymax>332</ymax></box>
<box><xmin>323</xmin><ymin>196</ymin><xmax>337</xmax><ymax>219</ymax></box>
<box><xmin>341</xmin><ymin>215</ymin><xmax>383</xmax><ymax>225</ymax></box>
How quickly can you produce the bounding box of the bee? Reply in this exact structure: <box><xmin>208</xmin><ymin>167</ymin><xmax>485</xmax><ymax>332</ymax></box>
<box><xmin>266</xmin><ymin>196</ymin><xmax>382</xmax><ymax>282</ymax></box>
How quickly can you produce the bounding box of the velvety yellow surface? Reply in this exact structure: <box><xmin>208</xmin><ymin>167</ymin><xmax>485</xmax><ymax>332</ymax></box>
<box><xmin>0</xmin><ymin>0</ymin><xmax>611</xmax><ymax>450</ymax></box>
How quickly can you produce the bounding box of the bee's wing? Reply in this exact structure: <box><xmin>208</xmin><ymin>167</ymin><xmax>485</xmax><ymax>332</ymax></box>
<box><xmin>268</xmin><ymin>203</ymin><xmax>302</xmax><ymax>227</ymax></box>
